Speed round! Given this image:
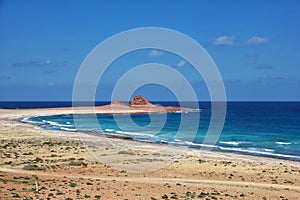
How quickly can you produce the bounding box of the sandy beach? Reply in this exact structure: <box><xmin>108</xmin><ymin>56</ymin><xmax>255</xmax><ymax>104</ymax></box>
<box><xmin>0</xmin><ymin>108</ymin><xmax>300</xmax><ymax>200</ymax></box>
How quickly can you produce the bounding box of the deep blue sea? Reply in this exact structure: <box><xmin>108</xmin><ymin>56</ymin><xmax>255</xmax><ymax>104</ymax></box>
<box><xmin>3</xmin><ymin>101</ymin><xmax>299</xmax><ymax>161</ymax></box>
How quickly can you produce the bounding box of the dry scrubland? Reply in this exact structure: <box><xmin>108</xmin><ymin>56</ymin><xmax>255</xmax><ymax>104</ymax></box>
<box><xmin>0</xmin><ymin>109</ymin><xmax>300</xmax><ymax>200</ymax></box>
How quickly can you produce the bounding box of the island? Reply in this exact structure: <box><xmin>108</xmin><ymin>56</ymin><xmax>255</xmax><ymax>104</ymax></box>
<box><xmin>71</xmin><ymin>95</ymin><xmax>195</xmax><ymax>114</ymax></box>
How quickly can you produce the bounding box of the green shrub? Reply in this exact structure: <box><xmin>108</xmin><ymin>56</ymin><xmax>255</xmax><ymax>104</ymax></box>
<box><xmin>69</xmin><ymin>161</ymin><xmax>87</xmax><ymax>167</ymax></box>
<box><xmin>69</xmin><ymin>182</ymin><xmax>77</xmax><ymax>187</ymax></box>
<box><xmin>118</xmin><ymin>150</ymin><xmax>135</xmax><ymax>155</ymax></box>
<box><xmin>23</xmin><ymin>165</ymin><xmax>46</xmax><ymax>171</ymax></box>
<box><xmin>34</xmin><ymin>157</ymin><xmax>43</xmax><ymax>162</ymax></box>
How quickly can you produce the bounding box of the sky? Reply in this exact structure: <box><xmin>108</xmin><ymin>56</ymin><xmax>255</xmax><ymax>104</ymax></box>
<box><xmin>0</xmin><ymin>0</ymin><xmax>299</xmax><ymax>101</ymax></box>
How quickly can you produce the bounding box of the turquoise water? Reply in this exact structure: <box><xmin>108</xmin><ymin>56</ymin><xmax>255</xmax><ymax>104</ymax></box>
<box><xmin>21</xmin><ymin>102</ymin><xmax>300</xmax><ymax>161</ymax></box>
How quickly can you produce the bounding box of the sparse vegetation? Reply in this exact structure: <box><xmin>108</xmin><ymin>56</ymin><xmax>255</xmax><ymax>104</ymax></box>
<box><xmin>69</xmin><ymin>181</ymin><xmax>77</xmax><ymax>187</ymax></box>
<box><xmin>69</xmin><ymin>161</ymin><xmax>87</xmax><ymax>167</ymax></box>
<box><xmin>23</xmin><ymin>164</ymin><xmax>46</xmax><ymax>171</ymax></box>
<box><xmin>34</xmin><ymin>157</ymin><xmax>43</xmax><ymax>162</ymax></box>
<box><xmin>23</xmin><ymin>152</ymin><xmax>34</xmax><ymax>155</ymax></box>
<box><xmin>118</xmin><ymin>150</ymin><xmax>135</xmax><ymax>155</ymax></box>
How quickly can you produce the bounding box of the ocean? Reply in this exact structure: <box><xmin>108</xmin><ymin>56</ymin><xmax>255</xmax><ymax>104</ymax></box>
<box><xmin>4</xmin><ymin>101</ymin><xmax>299</xmax><ymax>161</ymax></box>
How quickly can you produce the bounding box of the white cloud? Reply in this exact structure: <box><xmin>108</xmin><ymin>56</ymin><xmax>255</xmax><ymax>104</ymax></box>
<box><xmin>148</xmin><ymin>50</ymin><xmax>164</xmax><ymax>57</ymax></box>
<box><xmin>212</xmin><ymin>35</ymin><xmax>269</xmax><ymax>46</ymax></box>
<box><xmin>176</xmin><ymin>60</ymin><xmax>187</xmax><ymax>67</ymax></box>
<box><xmin>212</xmin><ymin>35</ymin><xmax>235</xmax><ymax>46</ymax></box>
<box><xmin>245</xmin><ymin>36</ymin><xmax>269</xmax><ymax>45</ymax></box>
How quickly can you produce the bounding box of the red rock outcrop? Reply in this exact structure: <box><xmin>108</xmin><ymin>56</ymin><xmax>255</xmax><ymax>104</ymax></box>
<box><xmin>130</xmin><ymin>95</ymin><xmax>152</xmax><ymax>106</ymax></box>
<box><xmin>111</xmin><ymin>99</ymin><xmax>128</xmax><ymax>106</ymax></box>
<box><xmin>106</xmin><ymin>95</ymin><xmax>188</xmax><ymax>112</ymax></box>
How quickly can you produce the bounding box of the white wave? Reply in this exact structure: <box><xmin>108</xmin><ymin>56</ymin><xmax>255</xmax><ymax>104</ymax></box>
<box><xmin>21</xmin><ymin>117</ymin><xmax>28</xmax><ymax>122</ymax></box>
<box><xmin>263</xmin><ymin>148</ymin><xmax>274</xmax><ymax>152</ymax></box>
<box><xmin>160</xmin><ymin>140</ymin><xmax>169</xmax><ymax>143</ymax></box>
<box><xmin>23</xmin><ymin>119</ymin><xmax>75</xmax><ymax>131</ymax></box>
<box><xmin>219</xmin><ymin>141</ymin><xmax>240</xmax><ymax>146</ymax></box>
<box><xmin>185</xmin><ymin>141</ymin><xmax>216</xmax><ymax>148</ymax></box>
<box><xmin>219</xmin><ymin>147</ymin><xmax>300</xmax><ymax>159</ymax></box>
<box><xmin>60</xmin><ymin>127</ymin><xmax>77</xmax><ymax>132</ymax></box>
<box><xmin>173</xmin><ymin>109</ymin><xmax>201</xmax><ymax>113</ymax></box>
<box><xmin>21</xmin><ymin>118</ymin><xmax>43</xmax><ymax>124</ymax></box>
<box><xmin>115</xmin><ymin>130</ymin><xmax>155</xmax><ymax>138</ymax></box>
<box><xmin>276</xmin><ymin>142</ymin><xmax>291</xmax><ymax>145</ymax></box>
<box><xmin>43</xmin><ymin>120</ymin><xmax>73</xmax><ymax>127</ymax></box>
<box><xmin>104</xmin><ymin>129</ymin><xmax>155</xmax><ymax>138</ymax></box>
<box><xmin>174</xmin><ymin>110</ymin><xmax>183</xmax><ymax>113</ymax></box>
<box><xmin>104</xmin><ymin>128</ymin><xmax>115</xmax><ymax>132</ymax></box>
<box><xmin>168</xmin><ymin>140</ymin><xmax>186</xmax><ymax>146</ymax></box>
<box><xmin>42</xmin><ymin>120</ymin><xmax>60</xmax><ymax>126</ymax></box>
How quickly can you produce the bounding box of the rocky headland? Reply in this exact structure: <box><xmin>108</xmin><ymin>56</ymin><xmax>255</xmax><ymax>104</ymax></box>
<box><xmin>108</xmin><ymin>95</ymin><xmax>187</xmax><ymax>113</ymax></box>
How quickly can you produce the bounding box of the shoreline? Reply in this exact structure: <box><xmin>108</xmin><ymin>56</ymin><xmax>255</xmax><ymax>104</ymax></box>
<box><xmin>15</xmin><ymin>106</ymin><xmax>300</xmax><ymax>164</ymax></box>
<box><xmin>1</xmin><ymin>107</ymin><xmax>299</xmax><ymax>167</ymax></box>
<box><xmin>19</xmin><ymin>117</ymin><xmax>300</xmax><ymax>164</ymax></box>
<box><xmin>1</xmin><ymin>108</ymin><xmax>300</xmax><ymax>199</ymax></box>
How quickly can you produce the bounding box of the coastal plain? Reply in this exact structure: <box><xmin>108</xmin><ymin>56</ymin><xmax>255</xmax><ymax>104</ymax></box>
<box><xmin>0</xmin><ymin>108</ymin><xmax>300</xmax><ymax>200</ymax></box>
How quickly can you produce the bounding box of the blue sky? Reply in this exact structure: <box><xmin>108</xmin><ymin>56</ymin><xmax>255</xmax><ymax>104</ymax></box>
<box><xmin>0</xmin><ymin>0</ymin><xmax>299</xmax><ymax>101</ymax></box>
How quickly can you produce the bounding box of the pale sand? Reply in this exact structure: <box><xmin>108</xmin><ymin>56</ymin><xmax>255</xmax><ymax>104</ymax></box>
<box><xmin>0</xmin><ymin>108</ymin><xmax>299</xmax><ymax>199</ymax></box>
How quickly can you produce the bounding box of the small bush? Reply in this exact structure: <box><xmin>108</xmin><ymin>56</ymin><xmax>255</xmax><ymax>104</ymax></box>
<box><xmin>69</xmin><ymin>161</ymin><xmax>87</xmax><ymax>167</ymax></box>
<box><xmin>23</xmin><ymin>152</ymin><xmax>33</xmax><ymax>155</ymax></box>
<box><xmin>118</xmin><ymin>150</ymin><xmax>135</xmax><ymax>155</ymax></box>
<box><xmin>34</xmin><ymin>157</ymin><xmax>43</xmax><ymax>162</ymax></box>
<box><xmin>69</xmin><ymin>182</ymin><xmax>77</xmax><ymax>187</ymax></box>
<box><xmin>23</xmin><ymin>165</ymin><xmax>46</xmax><ymax>171</ymax></box>
<box><xmin>41</xmin><ymin>186</ymin><xmax>47</xmax><ymax>190</ymax></box>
